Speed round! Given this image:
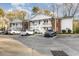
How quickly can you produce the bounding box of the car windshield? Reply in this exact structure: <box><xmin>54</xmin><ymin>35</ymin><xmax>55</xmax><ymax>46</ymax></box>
<box><xmin>21</xmin><ymin>30</ymin><xmax>25</xmax><ymax>32</ymax></box>
<box><xmin>26</xmin><ymin>30</ymin><xmax>33</xmax><ymax>31</ymax></box>
<box><xmin>48</xmin><ymin>30</ymin><xmax>53</xmax><ymax>32</ymax></box>
<box><xmin>12</xmin><ymin>30</ymin><xmax>20</xmax><ymax>31</ymax></box>
<box><xmin>29</xmin><ymin>30</ymin><xmax>33</xmax><ymax>31</ymax></box>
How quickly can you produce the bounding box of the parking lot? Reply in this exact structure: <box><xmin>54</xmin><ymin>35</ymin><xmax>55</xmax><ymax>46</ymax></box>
<box><xmin>0</xmin><ymin>34</ymin><xmax>79</xmax><ymax>56</ymax></box>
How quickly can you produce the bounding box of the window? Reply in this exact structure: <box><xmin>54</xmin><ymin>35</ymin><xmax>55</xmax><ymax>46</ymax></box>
<box><xmin>32</xmin><ymin>21</ymin><xmax>35</xmax><ymax>25</ymax></box>
<box><xmin>48</xmin><ymin>30</ymin><xmax>52</xmax><ymax>32</ymax></box>
<box><xmin>44</xmin><ymin>20</ymin><xmax>48</xmax><ymax>24</ymax></box>
<box><xmin>16</xmin><ymin>23</ymin><xmax>18</xmax><ymax>26</ymax></box>
<box><xmin>32</xmin><ymin>21</ymin><xmax>39</xmax><ymax>25</ymax></box>
<box><xmin>34</xmin><ymin>21</ymin><xmax>37</xmax><ymax>25</ymax></box>
<box><xmin>12</xmin><ymin>23</ymin><xmax>15</xmax><ymax>26</ymax></box>
<box><xmin>43</xmin><ymin>27</ymin><xmax>48</xmax><ymax>30</ymax></box>
<box><xmin>39</xmin><ymin>20</ymin><xmax>41</xmax><ymax>24</ymax></box>
<box><xmin>30</xmin><ymin>22</ymin><xmax>33</xmax><ymax>25</ymax></box>
<box><xmin>10</xmin><ymin>23</ymin><xmax>12</xmax><ymax>27</ymax></box>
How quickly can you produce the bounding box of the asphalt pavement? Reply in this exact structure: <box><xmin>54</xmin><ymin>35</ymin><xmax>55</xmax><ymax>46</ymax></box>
<box><xmin>0</xmin><ymin>34</ymin><xmax>79</xmax><ymax>56</ymax></box>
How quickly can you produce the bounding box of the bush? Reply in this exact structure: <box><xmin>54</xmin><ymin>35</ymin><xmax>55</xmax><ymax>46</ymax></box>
<box><xmin>76</xmin><ymin>28</ymin><xmax>79</xmax><ymax>33</ymax></box>
<box><xmin>73</xmin><ymin>27</ymin><xmax>79</xmax><ymax>33</ymax></box>
<box><xmin>62</xmin><ymin>30</ymin><xmax>66</xmax><ymax>33</ymax></box>
<box><xmin>68</xmin><ymin>29</ymin><xmax>71</xmax><ymax>33</ymax></box>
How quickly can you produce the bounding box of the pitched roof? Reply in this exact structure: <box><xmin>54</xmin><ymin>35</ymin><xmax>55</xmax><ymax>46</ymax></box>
<box><xmin>10</xmin><ymin>19</ymin><xmax>22</xmax><ymax>23</ymax></box>
<box><xmin>30</xmin><ymin>14</ymin><xmax>52</xmax><ymax>21</ymax></box>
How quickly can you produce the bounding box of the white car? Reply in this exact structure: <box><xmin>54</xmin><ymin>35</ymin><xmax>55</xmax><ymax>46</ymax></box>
<box><xmin>34</xmin><ymin>29</ymin><xmax>41</xmax><ymax>34</ymax></box>
<box><xmin>8</xmin><ymin>30</ymin><xmax>21</xmax><ymax>34</ymax></box>
<box><xmin>20</xmin><ymin>30</ymin><xmax>34</xmax><ymax>36</ymax></box>
<box><xmin>0</xmin><ymin>31</ymin><xmax>4</xmax><ymax>34</ymax></box>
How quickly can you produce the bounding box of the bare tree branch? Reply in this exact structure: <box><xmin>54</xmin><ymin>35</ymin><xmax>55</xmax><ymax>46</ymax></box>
<box><xmin>72</xmin><ymin>4</ymin><xmax>79</xmax><ymax>17</ymax></box>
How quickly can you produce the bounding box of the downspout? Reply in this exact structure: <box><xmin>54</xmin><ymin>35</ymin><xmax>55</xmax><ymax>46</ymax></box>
<box><xmin>73</xmin><ymin>17</ymin><xmax>74</xmax><ymax>34</ymax></box>
<box><xmin>55</xmin><ymin>18</ymin><xmax>56</xmax><ymax>32</ymax></box>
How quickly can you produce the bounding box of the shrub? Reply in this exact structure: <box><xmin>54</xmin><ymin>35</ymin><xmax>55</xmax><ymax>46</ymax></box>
<box><xmin>76</xmin><ymin>28</ymin><xmax>79</xmax><ymax>33</ymax></box>
<box><xmin>62</xmin><ymin>30</ymin><xmax>66</xmax><ymax>33</ymax></box>
<box><xmin>68</xmin><ymin>29</ymin><xmax>71</xmax><ymax>33</ymax></box>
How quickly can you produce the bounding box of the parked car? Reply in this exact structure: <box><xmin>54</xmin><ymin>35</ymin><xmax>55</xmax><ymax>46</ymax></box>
<box><xmin>8</xmin><ymin>30</ymin><xmax>21</xmax><ymax>35</ymax></box>
<box><xmin>4</xmin><ymin>30</ymin><xmax>9</xmax><ymax>34</ymax></box>
<box><xmin>34</xmin><ymin>29</ymin><xmax>41</xmax><ymax>34</ymax></box>
<box><xmin>44</xmin><ymin>29</ymin><xmax>56</xmax><ymax>37</ymax></box>
<box><xmin>20</xmin><ymin>30</ymin><xmax>34</xmax><ymax>36</ymax></box>
<box><xmin>0</xmin><ymin>30</ymin><xmax>4</xmax><ymax>34</ymax></box>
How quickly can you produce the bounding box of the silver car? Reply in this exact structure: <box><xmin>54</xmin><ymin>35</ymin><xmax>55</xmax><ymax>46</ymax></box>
<box><xmin>44</xmin><ymin>29</ymin><xmax>56</xmax><ymax>37</ymax></box>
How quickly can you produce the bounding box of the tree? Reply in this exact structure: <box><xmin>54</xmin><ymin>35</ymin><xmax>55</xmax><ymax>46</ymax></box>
<box><xmin>7</xmin><ymin>10</ymin><xmax>27</xmax><ymax>20</ymax></box>
<box><xmin>32</xmin><ymin>7</ymin><xmax>40</xmax><ymax>14</ymax></box>
<box><xmin>32</xmin><ymin>6</ymin><xmax>53</xmax><ymax>16</ymax></box>
<box><xmin>50</xmin><ymin>4</ymin><xmax>61</xmax><ymax>17</ymax></box>
<box><xmin>0</xmin><ymin>8</ymin><xmax>6</xmax><ymax>30</ymax></box>
<box><xmin>0</xmin><ymin>8</ymin><xmax>4</xmax><ymax>17</ymax></box>
<box><xmin>7</xmin><ymin>12</ymin><xmax>15</xmax><ymax>20</ymax></box>
<box><xmin>43</xmin><ymin>9</ymin><xmax>50</xmax><ymax>15</ymax></box>
<box><xmin>43</xmin><ymin>9</ymin><xmax>55</xmax><ymax>16</ymax></box>
<box><xmin>16</xmin><ymin>10</ymin><xmax>26</xmax><ymax>20</ymax></box>
<box><xmin>63</xmin><ymin>3</ymin><xmax>79</xmax><ymax>17</ymax></box>
<box><xmin>50</xmin><ymin>3</ymin><xmax>79</xmax><ymax>17</ymax></box>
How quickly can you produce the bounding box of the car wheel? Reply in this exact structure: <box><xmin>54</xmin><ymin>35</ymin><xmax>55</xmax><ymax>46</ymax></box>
<box><xmin>25</xmin><ymin>33</ymin><xmax>28</xmax><ymax>36</ymax></box>
<box><xmin>21</xmin><ymin>35</ymin><xmax>23</xmax><ymax>36</ymax></box>
<box><xmin>44</xmin><ymin>35</ymin><xmax>46</xmax><ymax>37</ymax></box>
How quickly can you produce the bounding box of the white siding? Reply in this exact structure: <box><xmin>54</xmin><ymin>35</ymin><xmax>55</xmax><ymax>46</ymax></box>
<box><xmin>30</xmin><ymin>14</ymin><xmax>53</xmax><ymax>34</ymax></box>
<box><xmin>10</xmin><ymin>19</ymin><xmax>22</xmax><ymax>31</ymax></box>
<box><xmin>61</xmin><ymin>18</ymin><xmax>73</xmax><ymax>32</ymax></box>
<box><xmin>30</xmin><ymin>19</ymin><xmax>52</xmax><ymax>34</ymax></box>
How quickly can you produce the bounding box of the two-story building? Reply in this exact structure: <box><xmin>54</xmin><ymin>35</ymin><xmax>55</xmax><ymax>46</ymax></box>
<box><xmin>9</xmin><ymin>19</ymin><xmax>29</xmax><ymax>31</ymax></box>
<box><xmin>29</xmin><ymin>14</ymin><xmax>74</xmax><ymax>34</ymax></box>
<box><xmin>29</xmin><ymin>14</ymin><xmax>54</xmax><ymax>34</ymax></box>
<box><xmin>9</xmin><ymin>19</ymin><xmax>22</xmax><ymax>31</ymax></box>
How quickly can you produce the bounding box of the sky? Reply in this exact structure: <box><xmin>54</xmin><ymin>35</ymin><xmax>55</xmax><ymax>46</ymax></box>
<box><xmin>0</xmin><ymin>3</ymin><xmax>79</xmax><ymax>18</ymax></box>
<box><xmin>0</xmin><ymin>3</ymin><xmax>52</xmax><ymax>15</ymax></box>
<box><xmin>0</xmin><ymin>3</ymin><xmax>65</xmax><ymax>18</ymax></box>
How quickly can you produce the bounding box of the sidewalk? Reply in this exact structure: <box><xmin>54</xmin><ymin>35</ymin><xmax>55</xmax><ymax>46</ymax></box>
<box><xmin>57</xmin><ymin>34</ymin><xmax>79</xmax><ymax>38</ymax></box>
